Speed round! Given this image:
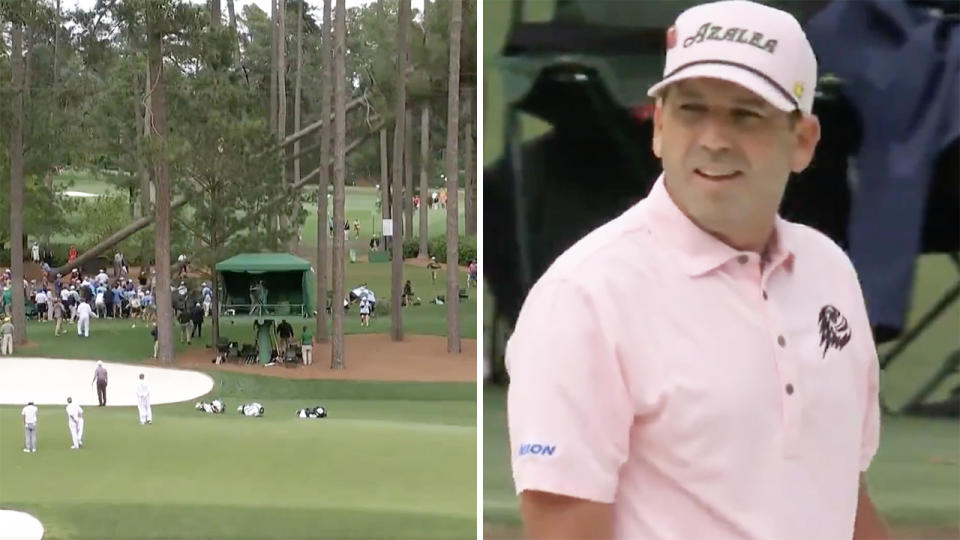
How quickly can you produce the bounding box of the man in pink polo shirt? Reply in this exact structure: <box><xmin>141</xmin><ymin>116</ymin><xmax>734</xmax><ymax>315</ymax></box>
<box><xmin>506</xmin><ymin>1</ymin><xmax>888</xmax><ymax>539</ymax></box>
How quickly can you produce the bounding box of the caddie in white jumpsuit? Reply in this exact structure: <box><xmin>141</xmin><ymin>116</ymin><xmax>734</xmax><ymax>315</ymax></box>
<box><xmin>76</xmin><ymin>299</ymin><xmax>96</xmax><ymax>338</ymax></box>
<box><xmin>136</xmin><ymin>373</ymin><xmax>152</xmax><ymax>425</ymax></box>
<box><xmin>65</xmin><ymin>397</ymin><xmax>84</xmax><ymax>449</ymax></box>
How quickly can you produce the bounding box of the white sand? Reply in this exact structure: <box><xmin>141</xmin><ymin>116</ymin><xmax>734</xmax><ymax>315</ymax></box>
<box><xmin>0</xmin><ymin>509</ymin><xmax>44</xmax><ymax>540</ymax></box>
<box><xmin>0</xmin><ymin>358</ymin><xmax>214</xmax><ymax>406</ymax></box>
<box><xmin>62</xmin><ymin>190</ymin><xmax>98</xmax><ymax>198</ymax></box>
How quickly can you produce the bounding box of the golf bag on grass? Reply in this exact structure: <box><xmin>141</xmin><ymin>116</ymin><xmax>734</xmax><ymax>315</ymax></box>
<box><xmin>195</xmin><ymin>399</ymin><xmax>225</xmax><ymax>413</ymax></box>
<box><xmin>296</xmin><ymin>406</ymin><xmax>328</xmax><ymax>419</ymax></box>
<box><xmin>238</xmin><ymin>402</ymin><xmax>264</xmax><ymax>417</ymax></box>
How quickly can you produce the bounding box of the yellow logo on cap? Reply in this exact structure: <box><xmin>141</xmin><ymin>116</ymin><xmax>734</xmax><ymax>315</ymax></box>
<box><xmin>793</xmin><ymin>82</ymin><xmax>804</xmax><ymax>100</ymax></box>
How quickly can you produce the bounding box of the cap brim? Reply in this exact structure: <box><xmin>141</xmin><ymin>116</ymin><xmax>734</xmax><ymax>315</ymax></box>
<box><xmin>647</xmin><ymin>63</ymin><xmax>797</xmax><ymax>113</ymax></box>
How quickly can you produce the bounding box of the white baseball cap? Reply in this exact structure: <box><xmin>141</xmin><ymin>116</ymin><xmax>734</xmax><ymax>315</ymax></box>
<box><xmin>647</xmin><ymin>0</ymin><xmax>817</xmax><ymax>114</ymax></box>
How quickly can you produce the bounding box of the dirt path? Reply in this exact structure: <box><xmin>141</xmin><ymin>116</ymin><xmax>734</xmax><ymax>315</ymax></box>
<box><xmin>171</xmin><ymin>334</ymin><xmax>476</xmax><ymax>382</ymax></box>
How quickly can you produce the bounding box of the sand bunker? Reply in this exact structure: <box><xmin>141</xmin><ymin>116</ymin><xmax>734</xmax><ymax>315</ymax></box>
<box><xmin>0</xmin><ymin>358</ymin><xmax>214</xmax><ymax>406</ymax></box>
<box><xmin>0</xmin><ymin>509</ymin><xmax>44</xmax><ymax>540</ymax></box>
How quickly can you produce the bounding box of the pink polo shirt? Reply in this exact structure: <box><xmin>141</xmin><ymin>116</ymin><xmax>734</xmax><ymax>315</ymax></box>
<box><xmin>507</xmin><ymin>175</ymin><xmax>880</xmax><ymax>540</ymax></box>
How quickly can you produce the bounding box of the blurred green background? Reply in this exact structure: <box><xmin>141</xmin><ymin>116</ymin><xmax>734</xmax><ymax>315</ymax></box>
<box><xmin>483</xmin><ymin>0</ymin><xmax>555</xmax><ymax>168</ymax></box>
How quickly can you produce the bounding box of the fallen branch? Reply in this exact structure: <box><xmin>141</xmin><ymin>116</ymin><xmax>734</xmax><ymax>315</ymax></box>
<box><xmin>221</xmin><ymin>123</ymin><xmax>382</xmax><ymax>240</ymax></box>
<box><xmin>280</xmin><ymin>96</ymin><xmax>367</xmax><ymax>149</ymax></box>
<box><xmin>52</xmin><ymin>123</ymin><xmax>382</xmax><ymax>275</ymax></box>
<box><xmin>51</xmin><ymin>197</ymin><xmax>188</xmax><ymax>276</ymax></box>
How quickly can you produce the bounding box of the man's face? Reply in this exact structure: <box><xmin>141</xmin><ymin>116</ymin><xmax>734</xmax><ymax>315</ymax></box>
<box><xmin>651</xmin><ymin>78</ymin><xmax>820</xmax><ymax>247</ymax></box>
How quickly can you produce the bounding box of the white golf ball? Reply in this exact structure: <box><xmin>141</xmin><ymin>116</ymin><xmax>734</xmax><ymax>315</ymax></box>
<box><xmin>132</xmin><ymin>324</ymin><xmax>137</xmax><ymax>328</ymax></box>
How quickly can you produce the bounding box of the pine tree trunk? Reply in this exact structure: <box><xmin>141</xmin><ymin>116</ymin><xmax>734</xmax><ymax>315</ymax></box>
<box><xmin>10</xmin><ymin>17</ymin><xmax>27</xmax><ymax>345</ymax></box>
<box><xmin>417</xmin><ymin>0</ymin><xmax>430</xmax><ymax>259</ymax></box>
<box><xmin>148</xmin><ymin>10</ymin><xmax>174</xmax><ymax>365</ymax></box>
<box><xmin>131</xmin><ymin>31</ymin><xmax>141</xmax><ymax>227</ymax></box>
<box><xmin>404</xmin><ymin>107</ymin><xmax>414</xmax><ymax>246</ymax></box>
<box><xmin>419</xmin><ymin>105</ymin><xmax>429</xmax><ymax>259</ymax></box>
<box><xmin>47</xmin><ymin>0</ymin><xmax>61</xmax><ymax>247</ymax></box>
<box><xmin>227</xmin><ymin>0</ymin><xmax>240</xmax><ymax>62</ymax></box>
<box><xmin>464</xmin><ymin>85</ymin><xmax>475</xmax><ymax>236</ymax></box>
<box><xmin>24</xmin><ymin>26</ymin><xmax>31</xmax><ymax>106</ymax></box>
<box><xmin>291</xmin><ymin>0</ymin><xmax>303</xmax><ymax>252</ymax></box>
<box><xmin>210</xmin><ymin>182</ymin><xmax>221</xmax><ymax>350</ymax></box>
<box><xmin>316</xmin><ymin>0</ymin><xmax>332</xmax><ymax>342</ymax></box>
<box><xmin>377</xmin><ymin>0</ymin><xmax>389</xmax><ymax>249</ymax></box>
<box><xmin>444</xmin><ymin>0</ymin><xmax>462</xmax><ymax>354</ymax></box>
<box><xmin>53</xmin><ymin>0</ymin><xmax>61</xmax><ymax>102</ymax></box>
<box><xmin>278</xmin><ymin>0</ymin><xmax>289</xmax><ymax>242</ymax></box>
<box><xmin>130</xmin><ymin>30</ymin><xmax>146</xmax><ymax>264</ymax></box>
<box><xmin>379</xmin><ymin>128</ymin><xmax>389</xmax><ymax>241</ymax></box>
<box><xmin>278</xmin><ymin>0</ymin><xmax>287</xmax><ymax>141</ymax></box>
<box><xmin>293</xmin><ymin>0</ymin><xmax>303</xmax><ymax>189</ymax></box>
<box><xmin>140</xmin><ymin>57</ymin><xmax>153</xmax><ymax>268</ymax></box>
<box><xmin>390</xmin><ymin>0</ymin><xmax>410</xmax><ymax>342</ymax></box>
<box><xmin>269</xmin><ymin>0</ymin><xmax>278</xmax><ymax>134</ymax></box>
<box><xmin>211</xmin><ymin>259</ymin><xmax>221</xmax><ymax>351</ymax></box>
<box><xmin>331</xmin><ymin>0</ymin><xmax>347</xmax><ymax>369</ymax></box>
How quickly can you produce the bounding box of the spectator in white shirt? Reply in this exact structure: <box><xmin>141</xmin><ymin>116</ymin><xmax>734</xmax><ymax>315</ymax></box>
<box><xmin>136</xmin><ymin>373</ymin><xmax>152</xmax><ymax>425</ymax></box>
<box><xmin>22</xmin><ymin>401</ymin><xmax>38</xmax><ymax>452</ymax></box>
<box><xmin>34</xmin><ymin>289</ymin><xmax>47</xmax><ymax>322</ymax></box>
<box><xmin>65</xmin><ymin>397</ymin><xmax>83</xmax><ymax>449</ymax></box>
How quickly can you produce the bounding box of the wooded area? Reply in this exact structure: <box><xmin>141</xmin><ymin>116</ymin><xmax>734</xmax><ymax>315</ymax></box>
<box><xmin>0</xmin><ymin>0</ymin><xmax>477</xmax><ymax>362</ymax></box>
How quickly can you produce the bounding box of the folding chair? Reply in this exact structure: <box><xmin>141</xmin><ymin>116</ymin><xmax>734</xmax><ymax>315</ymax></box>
<box><xmin>239</xmin><ymin>344</ymin><xmax>258</xmax><ymax>365</ymax></box>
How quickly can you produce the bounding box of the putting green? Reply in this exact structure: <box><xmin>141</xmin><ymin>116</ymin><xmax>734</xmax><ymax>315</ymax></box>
<box><xmin>2</xmin><ymin>374</ymin><xmax>476</xmax><ymax>539</ymax></box>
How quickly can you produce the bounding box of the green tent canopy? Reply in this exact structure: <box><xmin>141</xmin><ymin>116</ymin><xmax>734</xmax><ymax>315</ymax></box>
<box><xmin>215</xmin><ymin>253</ymin><xmax>315</xmax><ymax>317</ymax></box>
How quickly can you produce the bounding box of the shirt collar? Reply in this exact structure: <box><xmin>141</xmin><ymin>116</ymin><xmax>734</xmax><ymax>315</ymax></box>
<box><xmin>645</xmin><ymin>173</ymin><xmax>795</xmax><ymax>277</ymax></box>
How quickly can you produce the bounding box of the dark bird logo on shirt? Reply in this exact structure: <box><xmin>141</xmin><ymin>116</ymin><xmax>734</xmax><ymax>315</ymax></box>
<box><xmin>818</xmin><ymin>305</ymin><xmax>852</xmax><ymax>358</ymax></box>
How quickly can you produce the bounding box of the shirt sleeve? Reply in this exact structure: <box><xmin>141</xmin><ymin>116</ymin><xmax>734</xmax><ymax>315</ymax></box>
<box><xmin>506</xmin><ymin>276</ymin><xmax>633</xmax><ymax>503</ymax></box>
<box><xmin>859</xmin><ymin>350</ymin><xmax>880</xmax><ymax>472</ymax></box>
<box><xmin>844</xmin><ymin>261</ymin><xmax>880</xmax><ymax>472</ymax></box>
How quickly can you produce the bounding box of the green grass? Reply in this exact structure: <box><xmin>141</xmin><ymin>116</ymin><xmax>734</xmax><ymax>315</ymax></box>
<box><xmin>2</xmin><ymin>372</ymin><xmax>476</xmax><ymax>539</ymax></box>
<box><xmin>224</xmin><ymin>260</ymin><xmax>476</xmax><ymax>340</ymax></box>
<box><xmin>285</xmin><ymin>184</ymin><xmax>466</xmax><ymax>250</ymax></box>
<box><xmin>483</xmin><ymin>255</ymin><xmax>960</xmax><ymax>530</ymax></box>
<box><xmin>20</xmin><ymin>302</ymin><xmax>475</xmax><ymax>364</ymax></box>
<box><xmin>21</xmin><ymin>319</ymin><xmax>193</xmax><ymax>361</ymax></box>
<box><xmin>50</xmin><ymin>172</ymin><xmax>469</xmax><ymax>254</ymax></box>
<box><xmin>46</xmin><ymin>172</ymin><xmax>476</xmax><ymax>345</ymax></box>
<box><xmin>878</xmin><ymin>256</ymin><xmax>960</xmax><ymax>409</ymax></box>
<box><xmin>54</xmin><ymin>169</ymin><xmax>127</xmax><ymax>197</ymax></box>
<box><xmin>19</xmin><ymin>261</ymin><xmax>476</xmax><ymax>358</ymax></box>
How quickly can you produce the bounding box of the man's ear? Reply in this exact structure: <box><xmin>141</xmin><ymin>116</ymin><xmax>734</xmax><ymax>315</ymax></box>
<box><xmin>652</xmin><ymin>99</ymin><xmax>664</xmax><ymax>159</ymax></box>
<box><xmin>790</xmin><ymin>114</ymin><xmax>821</xmax><ymax>173</ymax></box>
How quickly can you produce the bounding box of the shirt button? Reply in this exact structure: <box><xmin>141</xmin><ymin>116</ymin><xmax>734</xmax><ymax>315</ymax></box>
<box><xmin>777</xmin><ymin>335</ymin><xmax>786</xmax><ymax>347</ymax></box>
<box><xmin>762</xmin><ymin>290</ymin><xmax>768</xmax><ymax>300</ymax></box>
<box><xmin>786</xmin><ymin>383</ymin><xmax>794</xmax><ymax>395</ymax></box>
<box><xmin>737</xmin><ymin>254</ymin><xmax>749</xmax><ymax>265</ymax></box>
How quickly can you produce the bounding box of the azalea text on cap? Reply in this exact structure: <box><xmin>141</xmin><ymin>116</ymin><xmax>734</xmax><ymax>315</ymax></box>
<box><xmin>647</xmin><ymin>0</ymin><xmax>818</xmax><ymax>114</ymax></box>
